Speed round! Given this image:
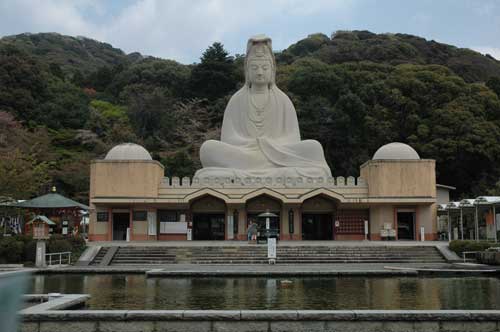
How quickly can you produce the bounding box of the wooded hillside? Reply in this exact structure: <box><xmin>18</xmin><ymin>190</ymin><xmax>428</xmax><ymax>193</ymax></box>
<box><xmin>1</xmin><ymin>31</ymin><xmax>500</xmax><ymax>203</ymax></box>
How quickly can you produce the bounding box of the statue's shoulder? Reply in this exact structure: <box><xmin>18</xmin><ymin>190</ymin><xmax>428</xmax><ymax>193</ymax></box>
<box><xmin>225</xmin><ymin>87</ymin><xmax>247</xmax><ymax>108</ymax></box>
<box><xmin>273</xmin><ymin>87</ymin><xmax>294</xmax><ymax>108</ymax></box>
<box><xmin>230</xmin><ymin>87</ymin><xmax>247</xmax><ymax>100</ymax></box>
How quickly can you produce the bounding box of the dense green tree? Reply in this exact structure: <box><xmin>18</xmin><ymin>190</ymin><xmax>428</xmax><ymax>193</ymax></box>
<box><xmin>0</xmin><ymin>112</ymin><xmax>52</xmax><ymax>199</ymax></box>
<box><xmin>162</xmin><ymin>151</ymin><xmax>197</xmax><ymax>179</ymax></box>
<box><xmin>122</xmin><ymin>84</ymin><xmax>176</xmax><ymax>142</ymax></box>
<box><xmin>0</xmin><ymin>44</ymin><xmax>89</xmax><ymax>129</ymax></box>
<box><xmin>486</xmin><ymin>76</ymin><xmax>500</xmax><ymax>96</ymax></box>
<box><xmin>87</xmin><ymin>99</ymin><xmax>136</xmax><ymax>143</ymax></box>
<box><xmin>110</xmin><ymin>59</ymin><xmax>190</xmax><ymax>99</ymax></box>
<box><xmin>35</xmin><ymin>75</ymin><xmax>90</xmax><ymax>129</ymax></box>
<box><xmin>49</xmin><ymin>63</ymin><xmax>64</xmax><ymax>80</ymax></box>
<box><xmin>71</xmin><ymin>69</ymin><xmax>85</xmax><ymax>87</ymax></box>
<box><xmin>0</xmin><ymin>45</ymin><xmax>46</xmax><ymax>122</ymax></box>
<box><xmin>188</xmin><ymin>42</ymin><xmax>238</xmax><ymax>99</ymax></box>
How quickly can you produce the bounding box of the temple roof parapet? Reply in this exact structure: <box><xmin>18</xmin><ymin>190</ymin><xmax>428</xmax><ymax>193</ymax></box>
<box><xmin>161</xmin><ymin>176</ymin><xmax>366</xmax><ymax>189</ymax></box>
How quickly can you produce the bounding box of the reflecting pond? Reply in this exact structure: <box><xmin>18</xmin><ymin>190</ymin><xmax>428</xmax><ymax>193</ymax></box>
<box><xmin>28</xmin><ymin>274</ymin><xmax>500</xmax><ymax>310</ymax></box>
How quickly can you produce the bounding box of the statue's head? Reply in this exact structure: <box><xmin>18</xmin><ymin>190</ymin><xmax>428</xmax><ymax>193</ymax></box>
<box><xmin>245</xmin><ymin>35</ymin><xmax>276</xmax><ymax>88</ymax></box>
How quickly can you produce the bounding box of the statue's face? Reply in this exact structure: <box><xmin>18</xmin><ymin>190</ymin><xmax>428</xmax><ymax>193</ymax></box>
<box><xmin>248</xmin><ymin>59</ymin><xmax>272</xmax><ymax>86</ymax></box>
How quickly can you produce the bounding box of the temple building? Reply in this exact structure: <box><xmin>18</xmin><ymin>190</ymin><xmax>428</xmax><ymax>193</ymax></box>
<box><xmin>88</xmin><ymin>141</ymin><xmax>441</xmax><ymax>242</ymax></box>
<box><xmin>88</xmin><ymin>35</ymin><xmax>444</xmax><ymax>243</ymax></box>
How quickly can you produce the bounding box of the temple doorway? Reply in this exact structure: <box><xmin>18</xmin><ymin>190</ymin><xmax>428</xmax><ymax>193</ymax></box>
<box><xmin>246</xmin><ymin>195</ymin><xmax>282</xmax><ymax>235</ymax></box>
<box><xmin>397</xmin><ymin>211</ymin><xmax>415</xmax><ymax>240</ymax></box>
<box><xmin>112</xmin><ymin>213</ymin><xmax>129</xmax><ymax>241</ymax></box>
<box><xmin>301</xmin><ymin>195</ymin><xmax>337</xmax><ymax>240</ymax></box>
<box><xmin>190</xmin><ymin>195</ymin><xmax>226</xmax><ymax>240</ymax></box>
<box><xmin>192</xmin><ymin>214</ymin><xmax>225</xmax><ymax>240</ymax></box>
<box><xmin>302</xmin><ymin>214</ymin><xmax>333</xmax><ymax>240</ymax></box>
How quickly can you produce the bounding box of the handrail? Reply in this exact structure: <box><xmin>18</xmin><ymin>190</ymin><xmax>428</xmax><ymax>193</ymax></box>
<box><xmin>462</xmin><ymin>251</ymin><xmax>479</xmax><ymax>263</ymax></box>
<box><xmin>45</xmin><ymin>251</ymin><xmax>72</xmax><ymax>266</ymax></box>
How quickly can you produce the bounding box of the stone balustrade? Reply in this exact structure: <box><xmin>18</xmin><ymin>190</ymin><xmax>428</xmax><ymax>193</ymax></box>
<box><xmin>161</xmin><ymin>176</ymin><xmax>366</xmax><ymax>188</ymax></box>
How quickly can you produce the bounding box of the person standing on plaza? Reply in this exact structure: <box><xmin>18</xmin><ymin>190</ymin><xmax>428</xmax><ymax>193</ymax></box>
<box><xmin>247</xmin><ymin>221</ymin><xmax>257</xmax><ymax>243</ymax></box>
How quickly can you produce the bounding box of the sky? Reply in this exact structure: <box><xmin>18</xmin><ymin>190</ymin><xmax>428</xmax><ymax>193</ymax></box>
<box><xmin>0</xmin><ymin>0</ymin><xmax>499</xmax><ymax>64</ymax></box>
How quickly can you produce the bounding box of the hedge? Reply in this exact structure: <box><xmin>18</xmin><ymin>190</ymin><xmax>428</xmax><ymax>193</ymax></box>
<box><xmin>448</xmin><ymin>240</ymin><xmax>497</xmax><ymax>256</ymax></box>
<box><xmin>0</xmin><ymin>234</ymin><xmax>86</xmax><ymax>265</ymax></box>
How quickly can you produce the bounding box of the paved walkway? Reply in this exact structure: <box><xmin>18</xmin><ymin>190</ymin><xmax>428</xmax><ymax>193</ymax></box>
<box><xmin>17</xmin><ymin>262</ymin><xmax>497</xmax><ymax>277</ymax></box>
<box><xmin>88</xmin><ymin>240</ymin><xmax>448</xmax><ymax>247</ymax></box>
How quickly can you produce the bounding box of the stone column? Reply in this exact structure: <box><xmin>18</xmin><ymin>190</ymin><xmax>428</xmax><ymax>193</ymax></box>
<box><xmin>225</xmin><ymin>206</ymin><xmax>233</xmax><ymax>240</ymax></box>
<box><xmin>147</xmin><ymin>208</ymin><xmax>157</xmax><ymax>241</ymax></box>
<box><xmin>129</xmin><ymin>207</ymin><xmax>133</xmax><ymax>241</ymax></box>
<box><xmin>227</xmin><ymin>204</ymin><xmax>245</xmax><ymax>240</ymax></box>
<box><xmin>291</xmin><ymin>205</ymin><xmax>302</xmax><ymax>240</ymax></box>
<box><xmin>238</xmin><ymin>207</ymin><xmax>247</xmax><ymax>240</ymax></box>
<box><xmin>107</xmin><ymin>207</ymin><xmax>113</xmax><ymax>241</ymax></box>
<box><xmin>88</xmin><ymin>206</ymin><xmax>96</xmax><ymax>241</ymax></box>
<box><xmin>280</xmin><ymin>205</ymin><xmax>290</xmax><ymax>240</ymax></box>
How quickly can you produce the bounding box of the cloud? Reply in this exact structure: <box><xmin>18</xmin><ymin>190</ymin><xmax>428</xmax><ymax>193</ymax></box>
<box><xmin>0</xmin><ymin>0</ymin><xmax>356</xmax><ymax>63</ymax></box>
<box><xmin>0</xmin><ymin>0</ymin><xmax>96</xmax><ymax>37</ymax></box>
<box><xmin>472</xmin><ymin>47</ymin><xmax>500</xmax><ymax>61</ymax></box>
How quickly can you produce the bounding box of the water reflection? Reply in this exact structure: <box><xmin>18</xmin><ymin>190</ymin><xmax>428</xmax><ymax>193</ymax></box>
<box><xmin>26</xmin><ymin>275</ymin><xmax>500</xmax><ymax>310</ymax></box>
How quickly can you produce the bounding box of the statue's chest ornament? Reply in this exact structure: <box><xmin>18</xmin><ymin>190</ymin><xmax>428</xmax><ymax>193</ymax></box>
<box><xmin>248</xmin><ymin>92</ymin><xmax>270</xmax><ymax>133</ymax></box>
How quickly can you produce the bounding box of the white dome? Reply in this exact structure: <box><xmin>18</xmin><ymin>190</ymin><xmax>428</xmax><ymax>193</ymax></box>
<box><xmin>372</xmin><ymin>142</ymin><xmax>420</xmax><ymax>160</ymax></box>
<box><xmin>105</xmin><ymin>143</ymin><xmax>152</xmax><ymax>160</ymax></box>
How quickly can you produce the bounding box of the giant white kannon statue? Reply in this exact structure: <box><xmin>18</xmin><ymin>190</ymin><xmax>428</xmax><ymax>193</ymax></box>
<box><xmin>195</xmin><ymin>35</ymin><xmax>332</xmax><ymax>178</ymax></box>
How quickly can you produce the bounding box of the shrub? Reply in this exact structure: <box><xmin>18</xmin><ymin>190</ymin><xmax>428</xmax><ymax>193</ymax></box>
<box><xmin>23</xmin><ymin>239</ymin><xmax>37</xmax><ymax>262</ymax></box>
<box><xmin>0</xmin><ymin>237</ymin><xmax>24</xmax><ymax>263</ymax></box>
<box><xmin>47</xmin><ymin>236</ymin><xmax>72</xmax><ymax>254</ymax></box>
<box><xmin>0</xmin><ymin>234</ymin><xmax>87</xmax><ymax>264</ymax></box>
<box><xmin>449</xmin><ymin>240</ymin><xmax>496</xmax><ymax>256</ymax></box>
<box><xmin>67</xmin><ymin>234</ymin><xmax>86</xmax><ymax>251</ymax></box>
<box><xmin>46</xmin><ymin>234</ymin><xmax>87</xmax><ymax>263</ymax></box>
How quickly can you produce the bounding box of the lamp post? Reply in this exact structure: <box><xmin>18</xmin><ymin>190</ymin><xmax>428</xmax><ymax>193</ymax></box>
<box><xmin>33</xmin><ymin>220</ymin><xmax>49</xmax><ymax>268</ymax></box>
<box><xmin>258</xmin><ymin>210</ymin><xmax>278</xmax><ymax>262</ymax></box>
<box><xmin>258</xmin><ymin>210</ymin><xmax>278</xmax><ymax>232</ymax></box>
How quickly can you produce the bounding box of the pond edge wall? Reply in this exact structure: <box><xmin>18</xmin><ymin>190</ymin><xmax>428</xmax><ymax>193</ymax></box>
<box><xmin>21</xmin><ymin>309</ymin><xmax>500</xmax><ymax>332</ymax></box>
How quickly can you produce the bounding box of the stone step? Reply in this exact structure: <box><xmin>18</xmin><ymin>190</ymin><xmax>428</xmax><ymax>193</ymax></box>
<box><xmin>89</xmin><ymin>247</ymin><xmax>109</xmax><ymax>265</ymax></box>
<box><xmin>192</xmin><ymin>259</ymin><xmax>445</xmax><ymax>264</ymax></box>
<box><xmin>106</xmin><ymin>245</ymin><xmax>445</xmax><ymax>265</ymax></box>
<box><xmin>115</xmin><ymin>255</ymin><xmax>174</xmax><ymax>257</ymax></box>
<box><xmin>113</xmin><ymin>257</ymin><xmax>176</xmax><ymax>260</ymax></box>
<box><xmin>190</xmin><ymin>256</ymin><xmax>444</xmax><ymax>261</ymax></box>
<box><xmin>281</xmin><ymin>250</ymin><xmax>442</xmax><ymax>253</ymax></box>
<box><xmin>187</xmin><ymin>252</ymin><xmax>441</xmax><ymax>257</ymax></box>
<box><xmin>111</xmin><ymin>259</ymin><xmax>444</xmax><ymax>264</ymax></box>
<box><xmin>111</xmin><ymin>261</ymin><xmax>175</xmax><ymax>265</ymax></box>
<box><xmin>110</xmin><ymin>262</ymin><xmax>176</xmax><ymax>265</ymax></box>
<box><xmin>276</xmin><ymin>254</ymin><xmax>442</xmax><ymax>258</ymax></box>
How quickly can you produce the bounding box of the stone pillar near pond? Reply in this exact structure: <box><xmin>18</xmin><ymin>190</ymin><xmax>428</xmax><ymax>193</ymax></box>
<box><xmin>35</xmin><ymin>240</ymin><xmax>46</xmax><ymax>268</ymax></box>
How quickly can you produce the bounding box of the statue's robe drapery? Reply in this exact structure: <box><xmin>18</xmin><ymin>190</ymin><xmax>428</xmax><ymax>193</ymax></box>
<box><xmin>195</xmin><ymin>86</ymin><xmax>332</xmax><ymax>178</ymax></box>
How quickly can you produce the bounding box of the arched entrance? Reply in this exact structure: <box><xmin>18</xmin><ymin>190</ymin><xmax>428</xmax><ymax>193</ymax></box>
<box><xmin>301</xmin><ymin>195</ymin><xmax>337</xmax><ymax>240</ymax></box>
<box><xmin>190</xmin><ymin>195</ymin><xmax>226</xmax><ymax>240</ymax></box>
<box><xmin>246</xmin><ymin>195</ymin><xmax>282</xmax><ymax>235</ymax></box>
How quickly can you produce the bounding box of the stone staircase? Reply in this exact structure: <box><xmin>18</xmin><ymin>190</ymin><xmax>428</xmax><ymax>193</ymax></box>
<box><xmin>89</xmin><ymin>247</ymin><xmax>109</xmax><ymax>265</ymax></box>
<box><xmin>93</xmin><ymin>245</ymin><xmax>446</xmax><ymax>266</ymax></box>
<box><xmin>275</xmin><ymin>246</ymin><xmax>444</xmax><ymax>264</ymax></box>
<box><xmin>110</xmin><ymin>247</ymin><xmax>176</xmax><ymax>265</ymax></box>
